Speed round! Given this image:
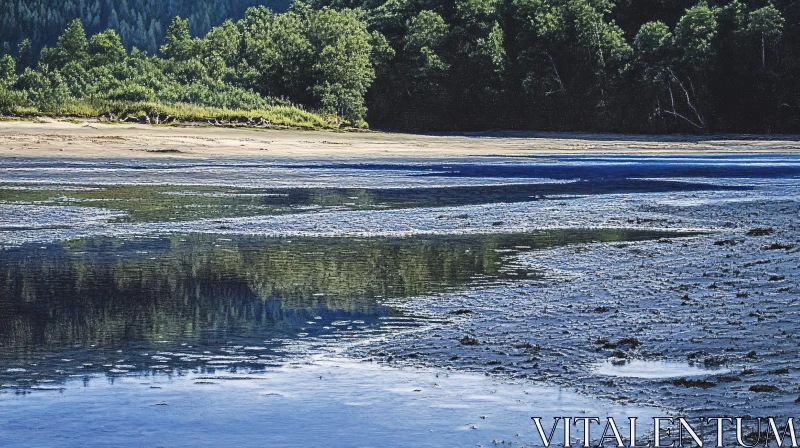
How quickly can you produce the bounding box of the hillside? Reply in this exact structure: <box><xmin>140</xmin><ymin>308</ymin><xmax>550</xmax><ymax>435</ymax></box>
<box><xmin>0</xmin><ymin>0</ymin><xmax>290</xmax><ymax>56</ymax></box>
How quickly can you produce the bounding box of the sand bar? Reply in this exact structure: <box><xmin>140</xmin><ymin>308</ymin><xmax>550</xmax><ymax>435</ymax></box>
<box><xmin>2</xmin><ymin>119</ymin><xmax>800</xmax><ymax>159</ymax></box>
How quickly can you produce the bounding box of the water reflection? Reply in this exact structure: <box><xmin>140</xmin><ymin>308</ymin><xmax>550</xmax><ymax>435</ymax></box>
<box><xmin>0</xmin><ymin>178</ymin><xmax>747</xmax><ymax>223</ymax></box>
<box><xmin>0</xmin><ymin>229</ymin><xmax>690</xmax><ymax>388</ymax></box>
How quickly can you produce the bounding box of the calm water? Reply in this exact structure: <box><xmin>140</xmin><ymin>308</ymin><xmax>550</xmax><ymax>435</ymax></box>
<box><xmin>0</xmin><ymin>229</ymin><xmax>683</xmax><ymax>388</ymax></box>
<box><xmin>0</xmin><ymin>357</ymin><xmax>660</xmax><ymax>447</ymax></box>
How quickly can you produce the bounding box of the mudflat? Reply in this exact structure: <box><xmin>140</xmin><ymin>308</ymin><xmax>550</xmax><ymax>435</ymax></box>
<box><xmin>2</xmin><ymin>119</ymin><xmax>800</xmax><ymax>158</ymax></box>
<box><xmin>1</xmin><ymin>151</ymin><xmax>799</xmax><ymax>446</ymax></box>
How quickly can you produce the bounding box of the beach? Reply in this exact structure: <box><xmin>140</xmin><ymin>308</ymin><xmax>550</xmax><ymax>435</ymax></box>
<box><xmin>2</xmin><ymin>119</ymin><xmax>800</xmax><ymax>159</ymax></box>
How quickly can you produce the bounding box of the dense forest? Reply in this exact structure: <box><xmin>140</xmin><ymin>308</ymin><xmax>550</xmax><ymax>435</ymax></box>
<box><xmin>0</xmin><ymin>0</ymin><xmax>798</xmax><ymax>132</ymax></box>
<box><xmin>0</xmin><ymin>0</ymin><xmax>291</xmax><ymax>56</ymax></box>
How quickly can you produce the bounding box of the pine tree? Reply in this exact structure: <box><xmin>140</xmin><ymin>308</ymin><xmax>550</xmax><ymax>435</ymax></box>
<box><xmin>17</xmin><ymin>39</ymin><xmax>32</xmax><ymax>71</ymax></box>
<box><xmin>88</xmin><ymin>29</ymin><xmax>125</xmax><ymax>66</ymax></box>
<box><xmin>0</xmin><ymin>55</ymin><xmax>16</xmax><ymax>84</ymax></box>
<box><xmin>161</xmin><ymin>16</ymin><xmax>193</xmax><ymax>60</ymax></box>
<box><xmin>42</xmin><ymin>19</ymin><xmax>89</xmax><ymax>69</ymax></box>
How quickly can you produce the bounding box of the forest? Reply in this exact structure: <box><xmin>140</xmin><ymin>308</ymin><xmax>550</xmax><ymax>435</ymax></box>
<box><xmin>0</xmin><ymin>0</ymin><xmax>798</xmax><ymax>132</ymax></box>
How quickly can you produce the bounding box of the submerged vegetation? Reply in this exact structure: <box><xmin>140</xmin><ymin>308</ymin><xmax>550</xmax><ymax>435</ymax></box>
<box><xmin>0</xmin><ymin>0</ymin><xmax>799</xmax><ymax>132</ymax></box>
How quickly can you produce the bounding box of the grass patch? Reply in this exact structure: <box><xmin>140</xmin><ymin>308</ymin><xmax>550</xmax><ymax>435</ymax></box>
<box><xmin>1</xmin><ymin>99</ymin><xmax>348</xmax><ymax>131</ymax></box>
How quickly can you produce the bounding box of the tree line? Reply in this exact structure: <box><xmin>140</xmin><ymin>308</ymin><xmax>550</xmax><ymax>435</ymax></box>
<box><xmin>0</xmin><ymin>0</ymin><xmax>290</xmax><ymax>56</ymax></box>
<box><xmin>349</xmin><ymin>0</ymin><xmax>797</xmax><ymax>132</ymax></box>
<box><xmin>0</xmin><ymin>3</ymin><xmax>376</xmax><ymax>126</ymax></box>
<box><xmin>0</xmin><ymin>0</ymin><xmax>798</xmax><ymax>132</ymax></box>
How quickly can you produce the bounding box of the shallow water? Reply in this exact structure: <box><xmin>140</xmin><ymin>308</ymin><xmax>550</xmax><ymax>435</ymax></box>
<box><xmin>0</xmin><ymin>230</ymin><xmax>677</xmax><ymax>447</ymax></box>
<box><xmin>0</xmin><ymin>357</ymin><xmax>659</xmax><ymax>448</ymax></box>
<box><xmin>0</xmin><ymin>230</ymin><xmax>683</xmax><ymax>387</ymax></box>
<box><xmin>0</xmin><ymin>153</ymin><xmax>798</xmax><ymax>446</ymax></box>
<box><xmin>592</xmin><ymin>360</ymin><xmax>730</xmax><ymax>379</ymax></box>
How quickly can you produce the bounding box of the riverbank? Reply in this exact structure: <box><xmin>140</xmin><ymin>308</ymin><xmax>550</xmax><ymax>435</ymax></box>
<box><xmin>2</xmin><ymin>119</ymin><xmax>800</xmax><ymax>159</ymax></box>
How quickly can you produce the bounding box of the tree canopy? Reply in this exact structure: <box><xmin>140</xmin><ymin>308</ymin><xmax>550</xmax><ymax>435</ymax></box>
<box><xmin>1</xmin><ymin>0</ymin><xmax>800</xmax><ymax>132</ymax></box>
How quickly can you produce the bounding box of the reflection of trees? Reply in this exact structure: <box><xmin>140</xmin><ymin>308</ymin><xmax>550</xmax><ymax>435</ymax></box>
<box><xmin>0</xmin><ymin>234</ymin><xmax>499</xmax><ymax>353</ymax></box>
<box><xmin>0</xmin><ymin>229</ymin><xmax>680</xmax><ymax>355</ymax></box>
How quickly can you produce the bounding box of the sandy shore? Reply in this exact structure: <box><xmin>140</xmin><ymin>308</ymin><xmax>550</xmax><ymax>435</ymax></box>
<box><xmin>2</xmin><ymin>119</ymin><xmax>800</xmax><ymax>158</ymax></box>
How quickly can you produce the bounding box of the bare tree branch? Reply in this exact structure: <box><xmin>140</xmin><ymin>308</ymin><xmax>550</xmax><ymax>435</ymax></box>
<box><xmin>668</xmin><ymin>68</ymin><xmax>705</xmax><ymax>128</ymax></box>
<box><xmin>663</xmin><ymin>110</ymin><xmax>703</xmax><ymax>129</ymax></box>
<box><xmin>664</xmin><ymin>83</ymin><xmax>703</xmax><ymax>129</ymax></box>
<box><xmin>545</xmin><ymin>52</ymin><xmax>565</xmax><ymax>93</ymax></box>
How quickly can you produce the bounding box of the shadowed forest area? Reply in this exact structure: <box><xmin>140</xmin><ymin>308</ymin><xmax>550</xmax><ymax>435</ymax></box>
<box><xmin>0</xmin><ymin>0</ymin><xmax>798</xmax><ymax>132</ymax></box>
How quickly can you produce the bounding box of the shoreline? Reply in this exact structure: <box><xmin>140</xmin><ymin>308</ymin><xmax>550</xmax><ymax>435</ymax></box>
<box><xmin>2</xmin><ymin>119</ymin><xmax>800</xmax><ymax>159</ymax></box>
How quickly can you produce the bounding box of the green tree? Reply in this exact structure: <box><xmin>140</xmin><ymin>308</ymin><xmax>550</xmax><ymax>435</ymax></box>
<box><xmin>237</xmin><ymin>6</ymin><xmax>277</xmax><ymax>87</ymax></box>
<box><xmin>404</xmin><ymin>11</ymin><xmax>449</xmax><ymax>76</ymax></box>
<box><xmin>17</xmin><ymin>39</ymin><xmax>33</xmax><ymax>72</ymax></box>
<box><xmin>202</xmin><ymin>20</ymin><xmax>242</xmax><ymax>68</ymax></box>
<box><xmin>746</xmin><ymin>5</ymin><xmax>784</xmax><ymax>71</ymax></box>
<box><xmin>634</xmin><ymin>20</ymin><xmax>705</xmax><ymax>129</ymax></box>
<box><xmin>0</xmin><ymin>55</ymin><xmax>16</xmax><ymax>85</ymax></box>
<box><xmin>509</xmin><ymin>0</ymin><xmax>631</xmax><ymax>127</ymax></box>
<box><xmin>106</xmin><ymin>79</ymin><xmax>157</xmax><ymax>102</ymax></box>
<box><xmin>15</xmin><ymin>67</ymin><xmax>71</xmax><ymax>112</ymax></box>
<box><xmin>476</xmin><ymin>21</ymin><xmax>506</xmax><ymax>74</ymax></box>
<box><xmin>308</xmin><ymin>8</ymin><xmax>376</xmax><ymax>122</ymax></box>
<box><xmin>89</xmin><ymin>30</ymin><xmax>127</xmax><ymax>67</ymax></box>
<box><xmin>674</xmin><ymin>2</ymin><xmax>717</xmax><ymax>70</ymax></box>
<box><xmin>567</xmin><ymin>0</ymin><xmax>632</xmax><ymax>81</ymax></box>
<box><xmin>42</xmin><ymin>19</ymin><xmax>90</xmax><ymax>70</ymax></box>
<box><xmin>368</xmin><ymin>30</ymin><xmax>395</xmax><ymax>72</ymax></box>
<box><xmin>240</xmin><ymin>6</ymin><xmax>377</xmax><ymax>123</ymax></box>
<box><xmin>634</xmin><ymin>21</ymin><xmax>673</xmax><ymax>83</ymax></box>
<box><xmin>244</xmin><ymin>8</ymin><xmax>313</xmax><ymax>100</ymax></box>
<box><xmin>716</xmin><ymin>0</ymin><xmax>746</xmax><ymax>35</ymax></box>
<box><xmin>161</xmin><ymin>17</ymin><xmax>195</xmax><ymax>61</ymax></box>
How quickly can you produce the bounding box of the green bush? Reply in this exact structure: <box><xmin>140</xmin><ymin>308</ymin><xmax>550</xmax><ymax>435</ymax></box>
<box><xmin>106</xmin><ymin>81</ymin><xmax>157</xmax><ymax>102</ymax></box>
